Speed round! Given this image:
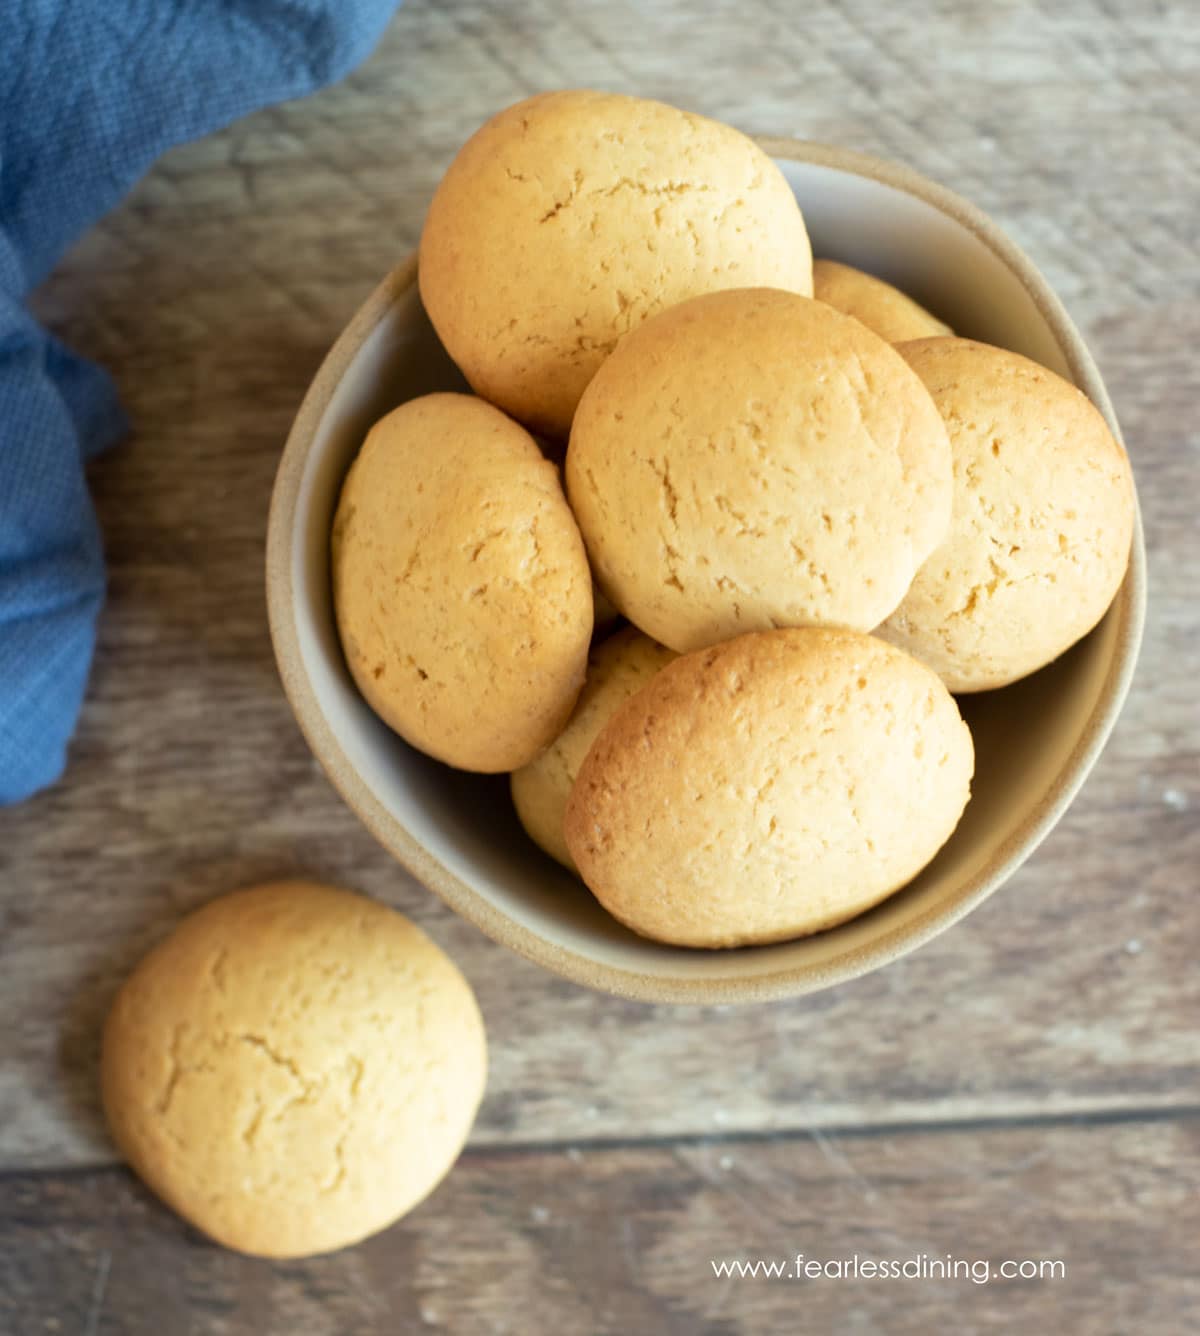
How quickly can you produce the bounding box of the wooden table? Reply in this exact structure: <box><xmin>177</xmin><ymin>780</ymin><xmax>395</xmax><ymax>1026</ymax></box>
<box><xmin>2</xmin><ymin>1</ymin><xmax>1197</xmax><ymax>1330</ymax></box>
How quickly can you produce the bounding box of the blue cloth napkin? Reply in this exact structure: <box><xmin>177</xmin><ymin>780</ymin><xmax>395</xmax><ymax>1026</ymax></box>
<box><xmin>0</xmin><ymin>0</ymin><xmax>399</xmax><ymax>803</ymax></box>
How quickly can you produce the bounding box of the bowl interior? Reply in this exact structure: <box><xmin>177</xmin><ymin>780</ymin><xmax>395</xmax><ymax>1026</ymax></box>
<box><xmin>275</xmin><ymin>150</ymin><xmax>1142</xmax><ymax>1002</ymax></box>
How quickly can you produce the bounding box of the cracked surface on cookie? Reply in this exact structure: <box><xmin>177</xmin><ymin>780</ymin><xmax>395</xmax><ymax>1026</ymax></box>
<box><xmin>879</xmin><ymin>338</ymin><xmax>1136</xmax><ymax>692</ymax></box>
<box><xmin>332</xmin><ymin>393</ymin><xmax>592</xmax><ymax>772</ymax></box>
<box><xmin>419</xmin><ymin>91</ymin><xmax>813</xmax><ymax>438</ymax></box>
<box><xmin>100</xmin><ymin>882</ymin><xmax>487</xmax><ymax>1258</ymax></box>
<box><xmin>564</xmin><ymin>628</ymin><xmax>974</xmax><ymax>948</ymax></box>
<box><xmin>565</xmin><ymin>288</ymin><xmax>953</xmax><ymax>652</ymax></box>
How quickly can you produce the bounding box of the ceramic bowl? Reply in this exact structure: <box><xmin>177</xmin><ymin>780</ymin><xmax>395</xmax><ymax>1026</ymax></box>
<box><xmin>266</xmin><ymin>139</ymin><xmax>1145</xmax><ymax>1004</ymax></box>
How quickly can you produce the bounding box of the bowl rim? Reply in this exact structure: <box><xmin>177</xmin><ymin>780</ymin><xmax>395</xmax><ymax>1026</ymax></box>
<box><xmin>266</xmin><ymin>137</ymin><xmax>1147</xmax><ymax>1005</ymax></box>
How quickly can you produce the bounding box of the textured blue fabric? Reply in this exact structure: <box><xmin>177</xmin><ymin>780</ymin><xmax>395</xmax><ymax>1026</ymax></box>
<box><xmin>0</xmin><ymin>0</ymin><xmax>399</xmax><ymax>802</ymax></box>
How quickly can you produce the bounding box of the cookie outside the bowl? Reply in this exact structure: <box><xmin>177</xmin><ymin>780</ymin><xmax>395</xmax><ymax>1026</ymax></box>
<box><xmin>100</xmin><ymin>881</ymin><xmax>487</xmax><ymax>1258</ymax></box>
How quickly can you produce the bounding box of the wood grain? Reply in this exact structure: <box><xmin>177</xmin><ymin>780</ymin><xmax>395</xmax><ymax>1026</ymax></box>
<box><xmin>3</xmin><ymin>1117</ymin><xmax>1197</xmax><ymax>1334</ymax></box>
<box><xmin>1</xmin><ymin>0</ymin><xmax>1198</xmax><ymax>1327</ymax></box>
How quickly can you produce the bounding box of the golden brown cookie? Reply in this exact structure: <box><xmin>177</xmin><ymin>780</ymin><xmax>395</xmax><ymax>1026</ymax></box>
<box><xmin>565</xmin><ymin>628</ymin><xmax>974</xmax><ymax>948</ymax></box>
<box><xmin>332</xmin><ymin>392</ymin><xmax>592</xmax><ymax>771</ymax></box>
<box><xmin>565</xmin><ymin>288</ymin><xmax>953</xmax><ymax>653</ymax></box>
<box><xmin>878</xmin><ymin>338</ymin><xmax>1136</xmax><ymax>691</ymax></box>
<box><xmin>101</xmin><ymin>882</ymin><xmax>487</xmax><ymax>1258</ymax></box>
<box><xmin>419</xmin><ymin>90</ymin><xmax>813</xmax><ymax>439</ymax></box>
<box><xmin>813</xmin><ymin>258</ymin><xmax>953</xmax><ymax>342</ymax></box>
<box><xmin>511</xmin><ymin>627</ymin><xmax>676</xmax><ymax>870</ymax></box>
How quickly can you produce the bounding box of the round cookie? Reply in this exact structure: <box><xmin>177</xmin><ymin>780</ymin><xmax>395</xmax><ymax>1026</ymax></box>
<box><xmin>813</xmin><ymin>258</ymin><xmax>953</xmax><ymax>342</ymax></box>
<box><xmin>332</xmin><ymin>392</ymin><xmax>592</xmax><ymax>771</ymax></box>
<box><xmin>419</xmin><ymin>90</ymin><xmax>813</xmax><ymax>439</ymax></box>
<box><xmin>565</xmin><ymin>287</ymin><xmax>954</xmax><ymax>653</ymax></box>
<box><xmin>877</xmin><ymin>338</ymin><xmax>1136</xmax><ymax>692</ymax></box>
<box><xmin>100</xmin><ymin>882</ymin><xmax>487</xmax><ymax>1258</ymax></box>
<box><xmin>511</xmin><ymin>627</ymin><xmax>676</xmax><ymax>870</ymax></box>
<box><xmin>564</xmin><ymin>628</ymin><xmax>974</xmax><ymax>948</ymax></box>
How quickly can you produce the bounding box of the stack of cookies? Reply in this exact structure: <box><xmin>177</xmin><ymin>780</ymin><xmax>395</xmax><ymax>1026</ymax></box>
<box><xmin>333</xmin><ymin>90</ymin><xmax>1136</xmax><ymax>950</ymax></box>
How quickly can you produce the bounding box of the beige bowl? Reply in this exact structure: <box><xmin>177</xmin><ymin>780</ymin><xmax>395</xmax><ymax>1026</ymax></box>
<box><xmin>266</xmin><ymin>140</ymin><xmax>1145</xmax><ymax>1004</ymax></box>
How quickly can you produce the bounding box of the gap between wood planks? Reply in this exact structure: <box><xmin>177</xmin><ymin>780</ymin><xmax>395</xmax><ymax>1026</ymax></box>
<box><xmin>7</xmin><ymin>1102</ymin><xmax>1200</xmax><ymax>1181</ymax></box>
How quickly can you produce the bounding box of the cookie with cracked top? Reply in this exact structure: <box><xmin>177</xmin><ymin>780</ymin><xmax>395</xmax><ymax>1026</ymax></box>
<box><xmin>878</xmin><ymin>337</ymin><xmax>1135</xmax><ymax>691</ymax></box>
<box><xmin>564</xmin><ymin>627</ymin><xmax>974</xmax><ymax>948</ymax></box>
<box><xmin>565</xmin><ymin>287</ymin><xmax>953</xmax><ymax>653</ymax></box>
<box><xmin>418</xmin><ymin>90</ymin><xmax>813</xmax><ymax>439</ymax></box>
<box><xmin>332</xmin><ymin>391</ymin><xmax>592</xmax><ymax>772</ymax></box>
<box><xmin>100</xmin><ymin>881</ymin><xmax>487</xmax><ymax>1258</ymax></box>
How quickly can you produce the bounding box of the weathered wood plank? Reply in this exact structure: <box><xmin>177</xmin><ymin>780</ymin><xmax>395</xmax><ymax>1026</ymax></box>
<box><xmin>2</xmin><ymin>1118</ymin><xmax>1197</xmax><ymax>1334</ymax></box>
<box><xmin>2</xmin><ymin>0</ymin><xmax>1197</xmax><ymax>1171</ymax></box>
